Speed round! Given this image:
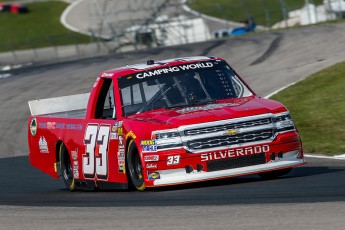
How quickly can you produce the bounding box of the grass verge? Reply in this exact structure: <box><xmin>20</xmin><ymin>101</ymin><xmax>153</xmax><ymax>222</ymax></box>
<box><xmin>187</xmin><ymin>0</ymin><xmax>323</xmax><ymax>27</ymax></box>
<box><xmin>271</xmin><ymin>62</ymin><xmax>345</xmax><ymax>155</ymax></box>
<box><xmin>0</xmin><ymin>1</ymin><xmax>90</xmax><ymax>52</ymax></box>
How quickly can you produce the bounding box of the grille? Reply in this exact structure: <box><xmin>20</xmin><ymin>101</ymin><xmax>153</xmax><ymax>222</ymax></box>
<box><xmin>184</xmin><ymin>118</ymin><xmax>272</xmax><ymax>136</ymax></box>
<box><xmin>207</xmin><ymin>153</ymin><xmax>266</xmax><ymax>172</ymax></box>
<box><xmin>187</xmin><ymin>130</ymin><xmax>273</xmax><ymax>150</ymax></box>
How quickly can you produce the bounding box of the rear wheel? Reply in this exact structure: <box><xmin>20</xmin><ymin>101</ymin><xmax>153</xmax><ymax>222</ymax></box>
<box><xmin>59</xmin><ymin>144</ymin><xmax>75</xmax><ymax>191</ymax></box>
<box><xmin>259</xmin><ymin>168</ymin><xmax>292</xmax><ymax>180</ymax></box>
<box><xmin>127</xmin><ymin>140</ymin><xmax>145</xmax><ymax>191</ymax></box>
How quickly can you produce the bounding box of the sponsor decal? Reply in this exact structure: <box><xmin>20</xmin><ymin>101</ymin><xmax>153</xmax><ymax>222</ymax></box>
<box><xmin>39</xmin><ymin>122</ymin><xmax>82</xmax><ymax>130</ymax></box>
<box><xmin>56</xmin><ymin>123</ymin><xmax>65</xmax><ymax>129</ymax></box>
<box><xmin>141</xmin><ymin>139</ymin><xmax>157</xmax><ymax>152</ymax></box>
<box><xmin>118</xmin><ymin>156</ymin><xmax>125</xmax><ymax>161</ymax></box>
<box><xmin>102</xmin><ymin>72</ymin><xmax>113</xmax><ymax>77</ymax></box>
<box><xmin>146</xmin><ymin>163</ymin><xmax>158</xmax><ymax>169</ymax></box>
<box><xmin>65</xmin><ymin>124</ymin><xmax>83</xmax><ymax>130</ymax></box>
<box><xmin>71</xmin><ymin>149</ymin><xmax>79</xmax><ymax>179</ymax></box>
<box><xmin>118</xmin><ymin>150</ymin><xmax>125</xmax><ymax>157</ymax></box>
<box><xmin>71</xmin><ymin>149</ymin><xmax>78</xmax><ymax>161</ymax></box>
<box><xmin>201</xmin><ymin>145</ymin><xmax>270</xmax><ymax>161</ymax></box>
<box><xmin>148</xmin><ymin>171</ymin><xmax>160</xmax><ymax>180</ymax></box>
<box><xmin>118</xmin><ymin>165</ymin><xmax>125</xmax><ymax>173</ymax></box>
<box><xmin>73</xmin><ymin>169</ymin><xmax>79</xmax><ymax>179</ymax></box>
<box><xmin>142</xmin><ymin>145</ymin><xmax>157</xmax><ymax>152</ymax></box>
<box><xmin>39</xmin><ymin>122</ymin><xmax>46</xmax><ymax>129</ymax></box>
<box><xmin>118</xmin><ymin>136</ymin><xmax>124</xmax><ymax>149</ymax></box>
<box><xmin>117</xmin><ymin>144</ymin><xmax>125</xmax><ymax>173</ymax></box>
<box><xmin>117</xmin><ymin>127</ymin><xmax>123</xmax><ymax>136</ymax></box>
<box><xmin>47</xmin><ymin>122</ymin><xmax>56</xmax><ymax>130</ymax></box>
<box><xmin>136</xmin><ymin>62</ymin><xmax>213</xmax><ymax>79</ymax></box>
<box><xmin>30</xmin><ymin>118</ymin><xmax>37</xmax><ymax>136</ymax></box>
<box><xmin>176</xmin><ymin>102</ymin><xmax>234</xmax><ymax>114</ymax></box>
<box><xmin>140</xmin><ymin>140</ymin><xmax>155</xmax><ymax>146</ymax></box>
<box><xmin>118</xmin><ymin>121</ymin><xmax>123</xmax><ymax>127</ymax></box>
<box><xmin>144</xmin><ymin>155</ymin><xmax>159</xmax><ymax>162</ymax></box>
<box><xmin>38</xmin><ymin>136</ymin><xmax>49</xmax><ymax>153</ymax></box>
<box><xmin>110</xmin><ymin>133</ymin><xmax>118</xmax><ymax>140</ymax></box>
<box><xmin>125</xmin><ymin>131</ymin><xmax>137</xmax><ymax>139</ymax></box>
<box><xmin>111</xmin><ymin>122</ymin><xmax>118</xmax><ymax>133</ymax></box>
<box><xmin>73</xmin><ymin>161</ymin><xmax>79</xmax><ymax>169</ymax></box>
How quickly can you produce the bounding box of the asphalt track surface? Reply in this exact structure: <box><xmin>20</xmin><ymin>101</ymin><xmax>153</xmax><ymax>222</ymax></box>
<box><xmin>1</xmin><ymin>24</ymin><xmax>345</xmax><ymax>229</ymax></box>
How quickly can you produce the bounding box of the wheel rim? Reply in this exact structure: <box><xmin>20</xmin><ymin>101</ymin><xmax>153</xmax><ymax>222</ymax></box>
<box><xmin>132</xmin><ymin>152</ymin><xmax>143</xmax><ymax>181</ymax></box>
<box><xmin>62</xmin><ymin>151</ymin><xmax>73</xmax><ymax>183</ymax></box>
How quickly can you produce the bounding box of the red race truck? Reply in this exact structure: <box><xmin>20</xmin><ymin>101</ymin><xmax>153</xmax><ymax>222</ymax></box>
<box><xmin>28</xmin><ymin>56</ymin><xmax>304</xmax><ymax>191</ymax></box>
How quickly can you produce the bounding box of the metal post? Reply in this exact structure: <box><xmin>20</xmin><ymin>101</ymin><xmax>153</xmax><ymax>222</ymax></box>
<box><xmin>312</xmin><ymin>0</ymin><xmax>318</xmax><ymax>24</ymax></box>
<box><xmin>259</xmin><ymin>0</ymin><xmax>270</xmax><ymax>28</ymax></box>
<box><xmin>9</xmin><ymin>44</ymin><xmax>19</xmax><ymax>65</ymax></box>
<box><xmin>27</xmin><ymin>39</ymin><xmax>38</xmax><ymax>63</ymax></box>
<box><xmin>305</xmin><ymin>0</ymin><xmax>312</xmax><ymax>24</ymax></box>
<box><xmin>279</xmin><ymin>0</ymin><xmax>288</xmax><ymax>28</ymax></box>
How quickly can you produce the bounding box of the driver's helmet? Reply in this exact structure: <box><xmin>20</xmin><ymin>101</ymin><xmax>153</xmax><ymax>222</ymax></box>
<box><xmin>179</xmin><ymin>72</ymin><xmax>206</xmax><ymax>101</ymax></box>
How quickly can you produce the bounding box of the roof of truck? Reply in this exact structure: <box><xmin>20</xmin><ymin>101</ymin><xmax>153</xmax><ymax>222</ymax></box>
<box><xmin>100</xmin><ymin>56</ymin><xmax>222</xmax><ymax>79</ymax></box>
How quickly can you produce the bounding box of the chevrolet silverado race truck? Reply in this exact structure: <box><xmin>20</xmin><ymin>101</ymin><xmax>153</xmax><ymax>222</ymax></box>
<box><xmin>28</xmin><ymin>56</ymin><xmax>304</xmax><ymax>191</ymax></box>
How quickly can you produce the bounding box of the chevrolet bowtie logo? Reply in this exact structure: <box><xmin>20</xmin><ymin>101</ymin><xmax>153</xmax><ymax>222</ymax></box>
<box><xmin>224</xmin><ymin>129</ymin><xmax>239</xmax><ymax>135</ymax></box>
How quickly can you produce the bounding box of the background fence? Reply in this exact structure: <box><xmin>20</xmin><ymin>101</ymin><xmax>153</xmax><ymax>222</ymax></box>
<box><xmin>1</xmin><ymin>0</ymin><xmax>345</xmax><ymax>71</ymax></box>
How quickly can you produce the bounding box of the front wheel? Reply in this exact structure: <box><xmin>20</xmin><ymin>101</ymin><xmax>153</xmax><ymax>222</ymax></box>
<box><xmin>59</xmin><ymin>144</ymin><xmax>75</xmax><ymax>191</ymax></box>
<box><xmin>258</xmin><ymin>168</ymin><xmax>292</xmax><ymax>180</ymax></box>
<box><xmin>126</xmin><ymin>140</ymin><xmax>145</xmax><ymax>191</ymax></box>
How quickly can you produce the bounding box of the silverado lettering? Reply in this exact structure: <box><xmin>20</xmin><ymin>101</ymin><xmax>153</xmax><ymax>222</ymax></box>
<box><xmin>201</xmin><ymin>145</ymin><xmax>270</xmax><ymax>161</ymax></box>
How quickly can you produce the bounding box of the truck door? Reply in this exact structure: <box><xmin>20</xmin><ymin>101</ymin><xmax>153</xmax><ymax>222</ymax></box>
<box><xmin>82</xmin><ymin>78</ymin><xmax>126</xmax><ymax>188</ymax></box>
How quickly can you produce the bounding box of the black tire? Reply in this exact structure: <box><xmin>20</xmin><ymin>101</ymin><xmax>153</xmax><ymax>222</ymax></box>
<box><xmin>259</xmin><ymin>168</ymin><xmax>292</xmax><ymax>180</ymax></box>
<box><xmin>59</xmin><ymin>144</ymin><xmax>75</xmax><ymax>191</ymax></box>
<box><xmin>126</xmin><ymin>140</ymin><xmax>145</xmax><ymax>191</ymax></box>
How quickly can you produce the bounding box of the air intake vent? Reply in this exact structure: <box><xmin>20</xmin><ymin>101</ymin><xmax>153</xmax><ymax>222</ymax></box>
<box><xmin>207</xmin><ymin>153</ymin><xmax>266</xmax><ymax>172</ymax></box>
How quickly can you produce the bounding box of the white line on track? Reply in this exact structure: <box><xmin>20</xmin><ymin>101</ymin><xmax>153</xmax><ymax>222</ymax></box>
<box><xmin>264</xmin><ymin>81</ymin><xmax>300</xmax><ymax>99</ymax></box>
<box><xmin>305</xmin><ymin>154</ymin><xmax>345</xmax><ymax>160</ymax></box>
<box><xmin>0</xmin><ymin>74</ymin><xmax>11</xmax><ymax>79</ymax></box>
<box><xmin>60</xmin><ymin>0</ymin><xmax>95</xmax><ymax>37</ymax></box>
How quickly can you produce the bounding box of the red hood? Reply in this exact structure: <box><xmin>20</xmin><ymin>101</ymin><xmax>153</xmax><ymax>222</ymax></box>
<box><xmin>127</xmin><ymin>97</ymin><xmax>287</xmax><ymax>127</ymax></box>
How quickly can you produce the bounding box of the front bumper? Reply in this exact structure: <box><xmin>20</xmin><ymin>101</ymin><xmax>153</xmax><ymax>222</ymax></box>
<box><xmin>150</xmin><ymin>150</ymin><xmax>304</xmax><ymax>187</ymax></box>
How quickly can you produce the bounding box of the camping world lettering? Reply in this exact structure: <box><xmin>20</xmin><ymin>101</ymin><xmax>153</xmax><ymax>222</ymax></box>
<box><xmin>136</xmin><ymin>62</ymin><xmax>213</xmax><ymax>79</ymax></box>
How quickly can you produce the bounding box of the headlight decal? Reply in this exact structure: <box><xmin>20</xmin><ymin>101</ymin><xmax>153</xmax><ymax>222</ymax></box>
<box><xmin>274</xmin><ymin>112</ymin><xmax>295</xmax><ymax>132</ymax></box>
<box><xmin>151</xmin><ymin>129</ymin><xmax>183</xmax><ymax>150</ymax></box>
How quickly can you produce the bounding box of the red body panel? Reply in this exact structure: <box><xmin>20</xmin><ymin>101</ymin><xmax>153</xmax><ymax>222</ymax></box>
<box><xmin>28</xmin><ymin>56</ymin><xmax>304</xmax><ymax>189</ymax></box>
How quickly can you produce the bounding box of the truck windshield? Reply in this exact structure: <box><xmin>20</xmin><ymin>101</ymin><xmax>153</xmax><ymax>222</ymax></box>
<box><xmin>118</xmin><ymin>60</ymin><xmax>253</xmax><ymax>116</ymax></box>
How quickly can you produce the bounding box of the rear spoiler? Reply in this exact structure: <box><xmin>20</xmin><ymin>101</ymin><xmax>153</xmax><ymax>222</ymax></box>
<box><xmin>28</xmin><ymin>93</ymin><xmax>90</xmax><ymax>116</ymax></box>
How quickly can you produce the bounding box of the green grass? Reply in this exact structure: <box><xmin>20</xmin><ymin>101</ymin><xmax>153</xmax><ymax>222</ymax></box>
<box><xmin>0</xmin><ymin>1</ymin><xmax>90</xmax><ymax>52</ymax></box>
<box><xmin>271</xmin><ymin>62</ymin><xmax>345</xmax><ymax>155</ymax></box>
<box><xmin>187</xmin><ymin>0</ymin><xmax>324</xmax><ymax>27</ymax></box>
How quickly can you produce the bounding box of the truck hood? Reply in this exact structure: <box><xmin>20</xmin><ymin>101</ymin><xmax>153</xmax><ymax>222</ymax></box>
<box><xmin>127</xmin><ymin>97</ymin><xmax>286</xmax><ymax>127</ymax></box>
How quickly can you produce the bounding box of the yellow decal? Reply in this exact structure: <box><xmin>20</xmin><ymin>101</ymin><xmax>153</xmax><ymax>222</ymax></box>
<box><xmin>118</xmin><ymin>127</ymin><xmax>123</xmax><ymax>136</ymax></box>
<box><xmin>125</xmin><ymin>130</ymin><xmax>137</xmax><ymax>139</ymax></box>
